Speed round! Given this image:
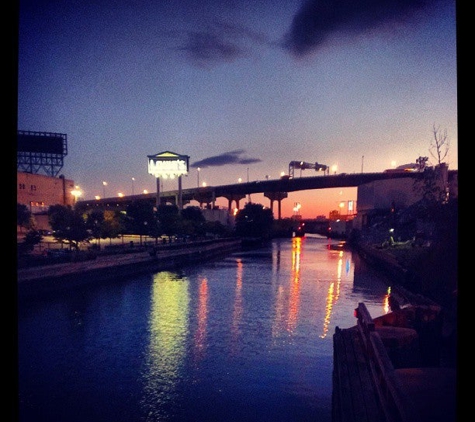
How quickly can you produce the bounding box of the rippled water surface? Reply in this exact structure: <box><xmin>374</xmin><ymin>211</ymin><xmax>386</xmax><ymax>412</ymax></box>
<box><xmin>18</xmin><ymin>236</ymin><xmax>393</xmax><ymax>422</ymax></box>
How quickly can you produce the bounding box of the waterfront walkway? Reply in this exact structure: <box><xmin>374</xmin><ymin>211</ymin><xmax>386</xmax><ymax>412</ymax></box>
<box><xmin>17</xmin><ymin>238</ymin><xmax>242</xmax><ymax>295</ymax></box>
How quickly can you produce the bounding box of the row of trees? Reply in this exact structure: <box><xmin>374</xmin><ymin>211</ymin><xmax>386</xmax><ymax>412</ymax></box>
<box><xmin>17</xmin><ymin>201</ymin><xmax>276</xmax><ymax>254</ymax></box>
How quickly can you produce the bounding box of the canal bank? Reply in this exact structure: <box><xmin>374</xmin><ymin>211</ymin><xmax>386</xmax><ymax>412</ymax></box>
<box><xmin>17</xmin><ymin>238</ymin><xmax>242</xmax><ymax>296</ymax></box>
<box><xmin>349</xmin><ymin>239</ymin><xmax>457</xmax><ymax>334</ymax></box>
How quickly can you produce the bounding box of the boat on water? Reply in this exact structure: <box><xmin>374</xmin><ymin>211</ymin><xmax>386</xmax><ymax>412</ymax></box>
<box><xmin>327</xmin><ymin>239</ymin><xmax>348</xmax><ymax>250</ymax></box>
<box><xmin>293</xmin><ymin>223</ymin><xmax>305</xmax><ymax>238</ymax></box>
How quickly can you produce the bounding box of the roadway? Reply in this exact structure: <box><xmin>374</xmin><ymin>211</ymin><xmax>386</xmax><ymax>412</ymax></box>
<box><xmin>77</xmin><ymin>170</ymin><xmax>428</xmax><ymax>211</ymax></box>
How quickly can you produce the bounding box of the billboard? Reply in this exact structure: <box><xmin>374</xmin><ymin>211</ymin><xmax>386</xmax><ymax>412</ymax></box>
<box><xmin>17</xmin><ymin>131</ymin><xmax>67</xmax><ymax>155</ymax></box>
<box><xmin>147</xmin><ymin>151</ymin><xmax>189</xmax><ymax>178</ymax></box>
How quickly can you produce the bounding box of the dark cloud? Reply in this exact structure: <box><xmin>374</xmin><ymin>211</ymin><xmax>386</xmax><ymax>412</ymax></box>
<box><xmin>191</xmin><ymin>150</ymin><xmax>262</xmax><ymax>168</ymax></box>
<box><xmin>174</xmin><ymin>19</ymin><xmax>268</xmax><ymax>67</ymax></box>
<box><xmin>282</xmin><ymin>0</ymin><xmax>438</xmax><ymax>57</ymax></box>
<box><xmin>178</xmin><ymin>31</ymin><xmax>244</xmax><ymax>65</ymax></box>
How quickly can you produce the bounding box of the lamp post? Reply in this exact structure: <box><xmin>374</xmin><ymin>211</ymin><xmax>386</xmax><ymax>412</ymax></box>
<box><xmin>131</xmin><ymin>177</ymin><xmax>135</xmax><ymax>195</ymax></box>
<box><xmin>71</xmin><ymin>186</ymin><xmax>82</xmax><ymax>206</ymax></box>
<box><xmin>247</xmin><ymin>168</ymin><xmax>250</xmax><ymax>202</ymax></box>
<box><xmin>102</xmin><ymin>181</ymin><xmax>107</xmax><ymax>198</ymax></box>
<box><xmin>339</xmin><ymin>200</ymin><xmax>346</xmax><ymax>217</ymax></box>
<box><xmin>197</xmin><ymin>167</ymin><xmax>201</xmax><ymax>187</ymax></box>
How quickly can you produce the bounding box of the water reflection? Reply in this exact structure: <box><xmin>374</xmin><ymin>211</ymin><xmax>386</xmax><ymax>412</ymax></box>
<box><xmin>352</xmin><ymin>251</ymin><xmax>393</xmax><ymax>317</ymax></box>
<box><xmin>288</xmin><ymin>237</ymin><xmax>302</xmax><ymax>333</ymax></box>
<box><xmin>320</xmin><ymin>251</ymin><xmax>343</xmax><ymax>338</ymax></box>
<box><xmin>231</xmin><ymin>259</ymin><xmax>244</xmax><ymax>350</ymax></box>
<box><xmin>193</xmin><ymin>277</ymin><xmax>208</xmax><ymax>364</ymax></box>
<box><xmin>17</xmin><ymin>237</ymin><xmax>395</xmax><ymax>422</ymax></box>
<box><xmin>384</xmin><ymin>286</ymin><xmax>391</xmax><ymax>314</ymax></box>
<box><xmin>141</xmin><ymin>271</ymin><xmax>190</xmax><ymax>419</ymax></box>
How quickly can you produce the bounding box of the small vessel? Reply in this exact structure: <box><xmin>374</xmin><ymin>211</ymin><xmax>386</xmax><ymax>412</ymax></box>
<box><xmin>327</xmin><ymin>240</ymin><xmax>348</xmax><ymax>250</ymax></box>
<box><xmin>293</xmin><ymin>224</ymin><xmax>305</xmax><ymax>238</ymax></box>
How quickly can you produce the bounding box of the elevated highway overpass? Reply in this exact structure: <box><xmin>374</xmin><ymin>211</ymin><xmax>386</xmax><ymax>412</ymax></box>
<box><xmin>77</xmin><ymin>170</ymin><xmax>444</xmax><ymax>219</ymax></box>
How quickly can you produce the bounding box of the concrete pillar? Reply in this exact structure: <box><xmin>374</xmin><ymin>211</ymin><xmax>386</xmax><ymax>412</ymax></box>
<box><xmin>156</xmin><ymin>177</ymin><xmax>160</xmax><ymax>208</ymax></box>
<box><xmin>178</xmin><ymin>175</ymin><xmax>183</xmax><ymax>210</ymax></box>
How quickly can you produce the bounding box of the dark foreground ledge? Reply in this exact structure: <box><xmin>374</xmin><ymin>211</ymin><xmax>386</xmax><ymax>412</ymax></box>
<box><xmin>332</xmin><ymin>302</ymin><xmax>457</xmax><ymax>422</ymax></box>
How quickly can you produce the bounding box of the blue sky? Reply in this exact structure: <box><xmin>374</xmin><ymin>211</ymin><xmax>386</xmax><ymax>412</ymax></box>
<box><xmin>17</xmin><ymin>0</ymin><xmax>457</xmax><ymax>218</ymax></box>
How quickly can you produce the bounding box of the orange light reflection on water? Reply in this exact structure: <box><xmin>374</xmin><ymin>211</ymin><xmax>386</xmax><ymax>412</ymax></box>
<box><xmin>319</xmin><ymin>251</ymin><xmax>343</xmax><ymax>338</ymax></box>
<box><xmin>384</xmin><ymin>286</ymin><xmax>391</xmax><ymax>314</ymax></box>
<box><xmin>288</xmin><ymin>237</ymin><xmax>302</xmax><ymax>333</ymax></box>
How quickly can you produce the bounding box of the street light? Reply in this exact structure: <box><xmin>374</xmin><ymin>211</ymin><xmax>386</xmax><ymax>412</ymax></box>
<box><xmin>131</xmin><ymin>177</ymin><xmax>135</xmax><ymax>195</ymax></box>
<box><xmin>197</xmin><ymin>167</ymin><xmax>201</xmax><ymax>187</ymax></box>
<box><xmin>102</xmin><ymin>181</ymin><xmax>108</xmax><ymax>198</ymax></box>
<box><xmin>293</xmin><ymin>202</ymin><xmax>301</xmax><ymax>218</ymax></box>
<box><xmin>71</xmin><ymin>186</ymin><xmax>82</xmax><ymax>205</ymax></box>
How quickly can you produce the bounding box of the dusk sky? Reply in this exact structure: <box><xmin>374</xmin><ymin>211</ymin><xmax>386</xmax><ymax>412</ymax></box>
<box><xmin>17</xmin><ymin>0</ymin><xmax>458</xmax><ymax>219</ymax></box>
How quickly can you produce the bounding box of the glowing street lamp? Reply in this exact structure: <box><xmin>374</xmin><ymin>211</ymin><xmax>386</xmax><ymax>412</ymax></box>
<box><xmin>197</xmin><ymin>167</ymin><xmax>201</xmax><ymax>187</ymax></box>
<box><xmin>102</xmin><ymin>181</ymin><xmax>108</xmax><ymax>198</ymax></box>
<box><xmin>293</xmin><ymin>202</ymin><xmax>301</xmax><ymax>216</ymax></box>
<box><xmin>71</xmin><ymin>186</ymin><xmax>82</xmax><ymax>204</ymax></box>
<box><xmin>131</xmin><ymin>177</ymin><xmax>135</xmax><ymax>195</ymax></box>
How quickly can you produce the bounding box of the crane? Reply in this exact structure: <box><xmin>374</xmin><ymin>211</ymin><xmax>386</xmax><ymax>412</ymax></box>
<box><xmin>288</xmin><ymin>161</ymin><xmax>328</xmax><ymax>178</ymax></box>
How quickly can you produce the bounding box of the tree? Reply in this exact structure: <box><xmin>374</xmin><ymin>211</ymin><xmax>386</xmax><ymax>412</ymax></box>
<box><xmin>234</xmin><ymin>202</ymin><xmax>274</xmax><ymax>239</ymax></box>
<box><xmin>86</xmin><ymin>209</ymin><xmax>105</xmax><ymax>247</ymax></box>
<box><xmin>19</xmin><ymin>230</ymin><xmax>43</xmax><ymax>255</ymax></box>
<box><xmin>17</xmin><ymin>203</ymin><xmax>33</xmax><ymax>233</ymax></box>
<box><xmin>101</xmin><ymin>210</ymin><xmax>123</xmax><ymax>245</ymax></box>
<box><xmin>125</xmin><ymin>200</ymin><xmax>156</xmax><ymax>240</ymax></box>
<box><xmin>48</xmin><ymin>204</ymin><xmax>90</xmax><ymax>250</ymax></box>
<box><xmin>413</xmin><ymin>125</ymin><xmax>452</xmax><ymax>207</ymax></box>
<box><xmin>157</xmin><ymin>204</ymin><xmax>182</xmax><ymax>237</ymax></box>
<box><xmin>181</xmin><ymin>206</ymin><xmax>206</xmax><ymax>238</ymax></box>
<box><xmin>429</xmin><ymin>123</ymin><xmax>450</xmax><ymax>165</ymax></box>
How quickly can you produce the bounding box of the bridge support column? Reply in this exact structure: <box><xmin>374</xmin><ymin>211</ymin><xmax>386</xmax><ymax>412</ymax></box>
<box><xmin>223</xmin><ymin>193</ymin><xmax>246</xmax><ymax>213</ymax></box>
<box><xmin>264</xmin><ymin>191</ymin><xmax>288</xmax><ymax>220</ymax></box>
<box><xmin>193</xmin><ymin>188</ymin><xmax>217</xmax><ymax>209</ymax></box>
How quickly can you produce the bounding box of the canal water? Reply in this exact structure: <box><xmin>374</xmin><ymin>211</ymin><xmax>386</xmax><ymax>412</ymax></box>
<box><xmin>17</xmin><ymin>235</ymin><xmax>394</xmax><ymax>422</ymax></box>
